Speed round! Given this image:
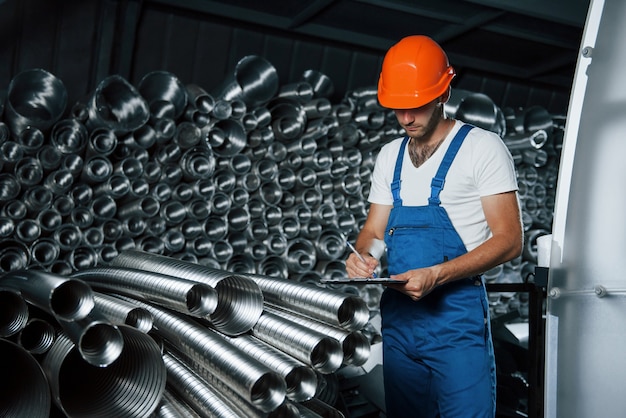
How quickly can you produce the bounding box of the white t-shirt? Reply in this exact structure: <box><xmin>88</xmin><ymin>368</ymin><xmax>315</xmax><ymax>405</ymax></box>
<box><xmin>368</xmin><ymin>121</ymin><xmax>518</xmax><ymax>251</ymax></box>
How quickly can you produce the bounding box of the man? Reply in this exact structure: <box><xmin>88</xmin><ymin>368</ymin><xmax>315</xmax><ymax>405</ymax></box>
<box><xmin>345</xmin><ymin>35</ymin><xmax>523</xmax><ymax>418</ymax></box>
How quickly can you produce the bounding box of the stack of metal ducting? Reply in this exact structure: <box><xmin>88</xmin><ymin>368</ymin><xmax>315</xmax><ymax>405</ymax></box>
<box><xmin>1</xmin><ymin>250</ymin><xmax>371</xmax><ymax>417</ymax></box>
<box><xmin>0</xmin><ymin>62</ymin><xmax>395</xmax><ymax>297</ymax></box>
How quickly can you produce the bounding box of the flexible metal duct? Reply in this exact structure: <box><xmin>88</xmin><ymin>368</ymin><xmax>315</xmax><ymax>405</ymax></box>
<box><xmin>50</xmin><ymin>118</ymin><xmax>89</xmax><ymax>155</ymax></box>
<box><xmin>252</xmin><ymin>309</ymin><xmax>344</xmax><ymax>375</ymax></box>
<box><xmin>4</xmin><ymin>68</ymin><xmax>67</xmax><ymax>137</ymax></box>
<box><xmin>162</xmin><ymin>350</ymin><xmax>257</xmax><ymax>418</ymax></box>
<box><xmin>454</xmin><ymin>92</ymin><xmax>503</xmax><ymax>135</ymax></box>
<box><xmin>72</xmin><ymin>266</ymin><xmax>217</xmax><ymax>319</ymax></box>
<box><xmin>17</xmin><ymin>317</ymin><xmax>57</xmax><ymax>354</ymax></box>
<box><xmin>269</xmin><ymin>98</ymin><xmax>308</xmax><ymax>142</ymax></box>
<box><xmin>118</xmin><ymin>296</ymin><xmax>286</xmax><ymax>412</ymax></box>
<box><xmin>14</xmin><ymin>156</ymin><xmax>43</xmax><ymax>187</ymax></box>
<box><xmin>42</xmin><ymin>325</ymin><xmax>166</xmax><ymax>418</ymax></box>
<box><xmin>0</xmin><ymin>287</ymin><xmax>28</xmax><ymax>337</ymax></box>
<box><xmin>0</xmin><ymin>121</ymin><xmax>10</xmax><ymax>142</ymax></box>
<box><xmin>138</xmin><ymin>71</ymin><xmax>188</xmax><ymax>120</ymax></box>
<box><xmin>110</xmin><ymin>250</ymin><xmax>264</xmax><ymax>336</ymax></box>
<box><xmin>245</xmin><ymin>273</ymin><xmax>369</xmax><ymax>331</ymax></box>
<box><xmin>0</xmin><ymin>338</ymin><xmax>51</xmax><ymax>418</ymax></box>
<box><xmin>503</xmin><ymin>130</ymin><xmax>549</xmax><ymax>151</ymax></box>
<box><xmin>214</xmin><ymin>55</ymin><xmax>279</xmax><ymax>108</ymax></box>
<box><xmin>0</xmin><ymin>269</ymin><xmax>94</xmax><ymax>321</ymax></box>
<box><xmin>299</xmin><ymin>398</ymin><xmax>344</xmax><ymax>418</ymax></box>
<box><xmin>302</xmin><ymin>69</ymin><xmax>334</xmax><ymax>99</ymax></box>
<box><xmin>185</xmin><ymin>84</ymin><xmax>215</xmax><ymax>115</ymax></box>
<box><xmin>264</xmin><ymin>304</ymin><xmax>371</xmax><ymax>367</ymax></box>
<box><xmin>173</xmin><ymin>347</ymin><xmax>304</xmax><ymax>418</ymax></box>
<box><xmin>15</xmin><ymin>126</ymin><xmax>44</xmax><ymax>159</ymax></box>
<box><xmin>153</xmin><ymin>389</ymin><xmax>203</xmax><ymax>418</ymax></box>
<box><xmin>85</xmin><ymin>75</ymin><xmax>150</xmax><ymax>135</ymax></box>
<box><xmin>93</xmin><ymin>291</ymin><xmax>154</xmax><ymax>333</ymax></box>
<box><xmin>56</xmin><ymin>307</ymin><xmax>124</xmax><ymax>367</ymax></box>
<box><xmin>214</xmin><ymin>330</ymin><xmax>318</xmax><ymax>402</ymax></box>
<box><xmin>208</xmin><ymin>118</ymin><xmax>247</xmax><ymax>157</ymax></box>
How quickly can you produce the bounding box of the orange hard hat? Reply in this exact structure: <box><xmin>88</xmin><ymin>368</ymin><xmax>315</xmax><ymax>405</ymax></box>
<box><xmin>377</xmin><ymin>35</ymin><xmax>455</xmax><ymax>109</ymax></box>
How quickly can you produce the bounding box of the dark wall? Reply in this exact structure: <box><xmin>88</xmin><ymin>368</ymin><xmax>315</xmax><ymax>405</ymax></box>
<box><xmin>0</xmin><ymin>0</ymin><xmax>571</xmax><ymax>116</ymax></box>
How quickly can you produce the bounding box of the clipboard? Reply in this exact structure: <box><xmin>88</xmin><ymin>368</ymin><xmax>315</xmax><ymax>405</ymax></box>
<box><xmin>320</xmin><ymin>278</ymin><xmax>407</xmax><ymax>285</ymax></box>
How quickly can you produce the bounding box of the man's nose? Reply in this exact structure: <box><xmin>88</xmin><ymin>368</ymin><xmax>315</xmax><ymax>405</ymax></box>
<box><xmin>396</xmin><ymin>109</ymin><xmax>413</xmax><ymax>124</ymax></box>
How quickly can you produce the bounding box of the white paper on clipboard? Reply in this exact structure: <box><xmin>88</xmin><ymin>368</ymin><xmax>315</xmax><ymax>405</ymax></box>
<box><xmin>320</xmin><ymin>278</ymin><xmax>407</xmax><ymax>285</ymax></box>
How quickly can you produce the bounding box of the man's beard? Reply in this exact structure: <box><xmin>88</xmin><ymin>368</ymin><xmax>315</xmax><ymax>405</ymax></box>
<box><xmin>404</xmin><ymin>103</ymin><xmax>441</xmax><ymax>142</ymax></box>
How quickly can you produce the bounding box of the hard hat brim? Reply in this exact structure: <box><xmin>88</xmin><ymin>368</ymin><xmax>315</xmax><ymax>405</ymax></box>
<box><xmin>377</xmin><ymin>69</ymin><xmax>455</xmax><ymax>110</ymax></box>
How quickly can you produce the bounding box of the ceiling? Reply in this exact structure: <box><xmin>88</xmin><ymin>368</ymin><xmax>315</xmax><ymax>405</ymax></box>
<box><xmin>150</xmin><ymin>0</ymin><xmax>591</xmax><ymax>95</ymax></box>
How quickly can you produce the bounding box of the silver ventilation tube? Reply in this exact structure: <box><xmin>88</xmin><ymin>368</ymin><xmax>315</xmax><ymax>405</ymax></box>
<box><xmin>0</xmin><ymin>338</ymin><xmax>51</xmax><ymax>418</ymax></box>
<box><xmin>252</xmin><ymin>309</ymin><xmax>344</xmax><ymax>375</ymax></box>
<box><xmin>264</xmin><ymin>304</ymin><xmax>371</xmax><ymax>367</ymax></box>
<box><xmin>93</xmin><ymin>291</ymin><xmax>154</xmax><ymax>333</ymax></box>
<box><xmin>212</xmin><ymin>329</ymin><xmax>319</xmax><ymax>402</ymax></box>
<box><xmin>0</xmin><ymin>287</ymin><xmax>29</xmax><ymax>337</ymax></box>
<box><xmin>42</xmin><ymin>325</ymin><xmax>166</xmax><ymax>418</ymax></box>
<box><xmin>110</xmin><ymin>250</ymin><xmax>264</xmax><ymax>336</ymax></box>
<box><xmin>246</xmin><ymin>272</ymin><xmax>370</xmax><ymax>331</ymax></box>
<box><xmin>117</xmin><ymin>295</ymin><xmax>287</xmax><ymax>413</ymax></box>
<box><xmin>72</xmin><ymin>266</ymin><xmax>218</xmax><ymax>319</ymax></box>
<box><xmin>0</xmin><ymin>269</ymin><xmax>94</xmax><ymax>321</ymax></box>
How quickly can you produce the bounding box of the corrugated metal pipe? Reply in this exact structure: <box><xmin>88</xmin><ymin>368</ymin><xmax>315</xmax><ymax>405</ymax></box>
<box><xmin>0</xmin><ymin>338</ymin><xmax>51</xmax><ymax>418</ymax></box>
<box><xmin>0</xmin><ymin>269</ymin><xmax>94</xmax><ymax>321</ymax></box>
<box><xmin>55</xmin><ymin>307</ymin><xmax>124</xmax><ymax>367</ymax></box>
<box><xmin>0</xmin><ymin>287</ymin><xmax>28</xmax><ymax>337</ymax></box>
<box><xmin>162</xmin><ymin>350</ymin><xmax>258</xmax><ymax>418</ymax></box>
<box><xmin>252</xmin><ymin>309</ymin><xmax>344</xmax><ymax>375</ymax></box>
<box><xmin>116</xmin><ymin>294</ymin><xmax>287</xmax><ymax>412</ymax></box>
<box><xmin>152</xmin><ymin>389</ymin><xmax>203</xmax><ymax>418</ymax></box>
<box><xmin>245</xmin><ymin>272</ymin><xmax>369</xmax><ymax>331</ymax></box>
<box><xmin>41</xmin><ymin>325</ymin><xmax>166</xmax><ymax>418</ymax></box>
<box><xmin>212</xmin><ymin>329</ymin><xmax>319</xmax><ymax>402</ymax></box>
<box><xmin>93</xmin><ymin>291</ymin><xmax>154</xmax><ymax>334</ymax></box>
<box><xmin>4</xmin><ymin>68</ymin><xmax>67</xmax><ymax>138</ymax></box>
<box><xmin>264</xmin><ymin>304</ymin><xmax>371</xmax><ymax>367</ymax></box>
<box><xmin>109</xmin><ymin>250</ymin><xmax>264</xmax><ymax>336</ymax></box>
<box><xmin>71</xmin><ymin>266</ymin><xmax>218</xmax><ymax>319</ymax></box>
<box><xmin>17</xmin><ymin>317</ymin><xmax>57</xmax><ymax>355</ymax></box>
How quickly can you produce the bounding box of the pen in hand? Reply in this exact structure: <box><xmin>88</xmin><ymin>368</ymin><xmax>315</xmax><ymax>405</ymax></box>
<box><xmin>344</xmin><ymin>238</ymin><xmax>378</xmax><ymax>278</ymax></box>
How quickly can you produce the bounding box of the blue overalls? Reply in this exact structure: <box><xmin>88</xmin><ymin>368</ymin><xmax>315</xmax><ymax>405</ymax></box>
<box><xmin>380</xmin><ymin>125</ymin><xmax>496</xmax><ymax>418</ymax></box>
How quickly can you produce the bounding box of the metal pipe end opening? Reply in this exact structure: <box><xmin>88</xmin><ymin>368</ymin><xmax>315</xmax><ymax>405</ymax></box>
<box><xmin>341</xmin><ymin>331</ymin><xmax>371</xmax><ymax>367</ymax></box>
<box><xmin>50</xmin><ymin>279</ymin><xmax>95</xmax><ymax>321</ymax></box>
<box><xmin>18</xmin><ymin>318</ymin><xmax>56</xmax><ymax>354</ymax></box>
<box><xmin>78</xmin><ymin>322</ymin><xmax>124</xmax><ymax>367</ymax></box>
<box><xmin>47</xmin><ymin>326</ymin><xmax>166</xmax><ymax>417</ymax></box>
<box><xmin>309</xmin><ymin>337</ymin><xmax>343</xmax><ymax>374</ymax></box>
<box><xmin>337</xmin><ymin>296</ymin><xmax>369</xmax><ymax>331</ymax></box>
<box><xmin>285</xmin><ymin>365</ymin><xmax>318</xmax><ymax>402</ymax></box>
<box><xmin>249</xmin><ymin>370</ymin><xmax>287</xmax><ymax>413</ymax></box>
<box><xmin>0</xmin><ymin>289</ymin><xmax>28</xmax><ymax>337</ymax></box>
<box><xmin>211</xmin><ymin>274</ymin><xmax>264</xmax><ymax>336</ymax></box>
<box><xmin>186</xmin><ymin>283</ymin><xmax>218</xmax><ymax>317</ymax></box>
<box><xmin>125</xmin><ymin>308</ymin><xmax>154</xmax><ymax>334</ymax></box>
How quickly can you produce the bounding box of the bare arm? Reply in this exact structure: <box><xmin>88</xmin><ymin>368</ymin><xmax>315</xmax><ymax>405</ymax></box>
<box><xmin>394</xmin><ymin>191</ymin><xmax>523</xmax><ymax>300</ymax></box>
<box><xmin>345</xmin><ymin>203</ymin><xmax>392</xmax><ymax>278</ymax></box>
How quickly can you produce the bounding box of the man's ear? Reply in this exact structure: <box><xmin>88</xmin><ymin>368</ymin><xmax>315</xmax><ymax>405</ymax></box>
<box><xmin>440</xmin><ymin>87</ymin><xmax>452</xmax><ymax>104</ymax></box>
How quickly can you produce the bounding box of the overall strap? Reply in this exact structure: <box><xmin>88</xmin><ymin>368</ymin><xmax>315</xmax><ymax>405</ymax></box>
<box><xmin>428</xmin><ymin>124</ymin><xmax>474</xmax><ymax>206</ymax></box>
<box><xmin>391</xmin><ymin>136</ymin><xmax>410</xmax><ymax>207</ymax></box>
